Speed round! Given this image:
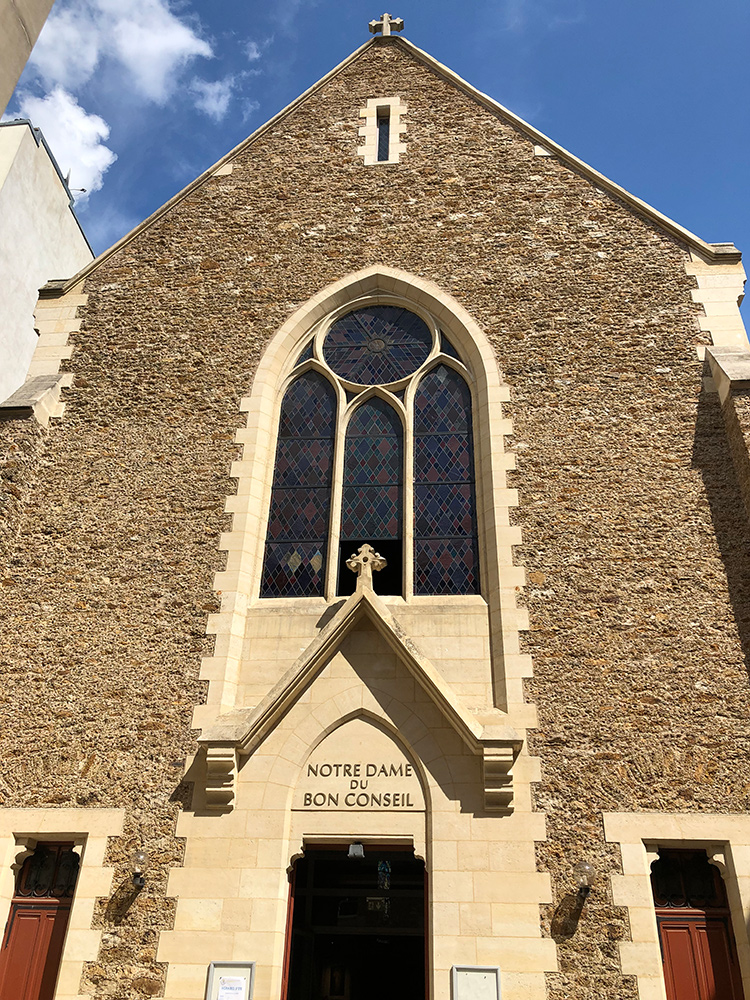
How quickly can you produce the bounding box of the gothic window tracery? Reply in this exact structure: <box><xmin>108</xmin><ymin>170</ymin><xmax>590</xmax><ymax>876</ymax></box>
<box><xmin>261</xmin><ymin>304</ymin><xmax>479</xmax><ymax>599</ymax></box>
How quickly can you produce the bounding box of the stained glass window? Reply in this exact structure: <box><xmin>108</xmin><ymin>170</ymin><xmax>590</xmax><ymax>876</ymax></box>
<box><xmin>294</xmin><ymin>340</ymin><xmax>314</xmax><ymax>365</ymax></box>
<box><xmin>439</xmin><ymin>332</ymin><xmax>461</xmax><ymax>361</ymax></box>
<box><xmin>414</xmin><ymin>365</ymin><xmax>479</xmax><ymax>595</ymax></box>
<box><xmin>264</xmin><ymin>306</ymin><xmax>481</xmax><ymax>599</ymax></box>
<box><xmin>342</xmin><ymin>398</ymin><xmax>402</xmax><ymax>541</ymax></box>
<box><xmin>323</xmin><ymin>306</ymin><xmax>432</xmax><ymax>385</ymax></box>
<box><xmin>261</xmin><ymin>372</ymin><xmax>336</xmax><ymax>597</ymax></box>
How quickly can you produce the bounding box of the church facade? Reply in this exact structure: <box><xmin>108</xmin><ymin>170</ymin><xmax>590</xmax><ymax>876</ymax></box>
<box><xmin>0</xmin><ymin>20</ymin><xmax>749</xmax><ymax>1000</ymax></box>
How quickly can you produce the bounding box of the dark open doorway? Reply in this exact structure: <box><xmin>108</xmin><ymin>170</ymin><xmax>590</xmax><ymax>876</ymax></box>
<box><xmin>284</xmin><ymin>846</ymin><xmax>426</xmax><ymax>1000</ymax></box>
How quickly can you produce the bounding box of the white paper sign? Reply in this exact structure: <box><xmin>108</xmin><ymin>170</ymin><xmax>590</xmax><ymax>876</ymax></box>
<box><xmin>217</xmin><ymin>977</ymin><xmax>246</xmax><ymax>1000</ymax></box>
<box><xmin>452</xmin><ymin>967</ymin><xmax>501</xmax><ymax>1000</ymax></box>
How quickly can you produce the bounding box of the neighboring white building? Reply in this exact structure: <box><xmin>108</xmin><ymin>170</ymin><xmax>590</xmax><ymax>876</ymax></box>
<box><xmin>0</xmin><ymin>119</ymin><xmax>92</xmax><ymax>403</ymax></box>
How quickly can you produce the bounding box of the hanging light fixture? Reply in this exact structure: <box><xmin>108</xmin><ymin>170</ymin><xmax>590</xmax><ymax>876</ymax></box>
<box><xmin>132</xmin><ymin>848</ymin><xmax>148</xmax><ymax>889</ymax></box>
<box><xmin>573</xmin><ymin>859</ymin><xmax>596</xmax><ymax>898</ymax></box>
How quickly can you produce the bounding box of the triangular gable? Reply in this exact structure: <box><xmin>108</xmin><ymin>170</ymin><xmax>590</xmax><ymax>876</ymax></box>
<box><xmin>41</xmin><ymin>36</ymin><xmax>737</xmax><ymax>303</ymax></box>
<box><xmin>198</xmin><ymin>584</ymin><xmax>522</xmax><ymax>814</ymax></box>
<box><xmin>201</xmin><ymin>585</ymin><xmax>490</xmax><ymax>754</ymax></box>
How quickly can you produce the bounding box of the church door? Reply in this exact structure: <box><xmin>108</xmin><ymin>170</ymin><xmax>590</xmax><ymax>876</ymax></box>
<box><xmin>651</xmin><ymin>849</ymin><xmax>744</xmax><ymax>1000</ymax></box>
<box><xmin>284</xmin><ymin>846</ymin><xmax>426</xmax><ymax>1000</ymax></box>
<box><xmin>0</xmin><ymin>843</ymin><xmax>80</xmax><ymax>1000</ymax></box>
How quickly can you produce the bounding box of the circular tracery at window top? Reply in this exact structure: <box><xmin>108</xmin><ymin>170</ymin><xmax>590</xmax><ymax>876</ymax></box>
<box><xmin>322</xmin><ymin>305</ymin><xmax>433</xmax><ymax>385</ymax></box>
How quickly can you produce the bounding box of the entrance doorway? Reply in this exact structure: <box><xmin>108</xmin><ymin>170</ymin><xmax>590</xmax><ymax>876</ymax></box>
<box><xmin>284</xmin><ymin>846</ymin><xmax>426</xmax><ymax>1000</ymax></box>
<box><xmin>0</xmin><ymin>843</ymin><xmax>80</xmax><ymax>1000</ymax></box>
<box><xmin>651</xmin><ymin>849</ymin><xmax>744</xmax><ymax>1000</ymax></box>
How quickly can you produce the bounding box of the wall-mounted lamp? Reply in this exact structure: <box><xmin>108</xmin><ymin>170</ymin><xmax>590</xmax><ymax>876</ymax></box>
<box><xmin>132</xmin><ymin>849</ymin><xmax>148</xmax><ymax>889</ymax></box>
<box><xmin>573</xmin><ymin>859</ymin><xmax>596</xmax><ymax>899</ymax></box>
<box><xmin>347</xmin><ymin>842</ymin><xmax>365</xmax><ymax>860</ymax></box>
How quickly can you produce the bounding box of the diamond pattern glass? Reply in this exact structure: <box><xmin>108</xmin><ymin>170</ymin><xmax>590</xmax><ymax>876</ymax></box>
<box><xmin>414</xmin><ymin>365</ymin><xmax>478</xmax><ymax>595</ymax></box>
<box><xmin>341</xmin><ymin>398</ymin><xmax>402</xmax><ymax>540</ymax></box>
<box><xmin>261</xmin><ymin>371</ymin><xmax>336</xmax><ymax>597</ymax></box>
<box><xmin>415</xmin><ymin>539</ymin><xmax>479</xmax><ymax>595</ymax></box>
<box><xmin>342</xmin><ymin>486</ymin><xmax>400</xmax><ymax>538</ymax></box>
<box><xmin>279</xmin><ymin>372</ymin><xmax>336</xmax><ymax>439</ymax></box>
<box><xmin>414</xmin><ymin>483</ymin><xmax>474</xmax><ymax>536</ymax></box>
<box><xmin>265</xmin><ymin>320</ymin><xmax>480</xmax><ymax>598</ymax></box>
<box><xmin>262</xmin><ymin>543</ymin><xmax>326</xmax><ymax>598</ymax></box>
<box><xmin>274</xmin><ymin>439</ymin><xmax>332</xmax><ymax>487</ymax></box>
<box><xmin>323</xmin><ymin>306</ymin><xmax>432</xmax><ymax>384</ymax></box>
<box><xmin>414</xmin><ymin>434</ymin><xmax>472</xmax><ymax>483</ymax></box>
<box><xmin>266</xmin><ymin>488</ymin><xmax>331</xmax><ymax>540</ymax></box>
<box><xmin>414</xmin><ymin>365</ymin><xmax>472</xmax><ymax>434</ymax></box>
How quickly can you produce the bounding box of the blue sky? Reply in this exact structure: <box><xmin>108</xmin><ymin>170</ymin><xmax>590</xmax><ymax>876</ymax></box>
<box><xmin>6</xmin><ymin>0</ymin><xmax>749</xmax><ymax>271</ymax></box>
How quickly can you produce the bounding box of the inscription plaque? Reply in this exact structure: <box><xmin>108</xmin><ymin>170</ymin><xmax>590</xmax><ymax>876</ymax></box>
<box><xmin>293</xmin><ymin>718</ymin><xmax>424</xmax><ymax>811</ymax></box>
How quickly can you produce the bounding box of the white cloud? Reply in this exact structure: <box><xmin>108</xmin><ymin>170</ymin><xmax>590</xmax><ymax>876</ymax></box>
<box><xmin>107</xmin><ymin>0</ymin><xmax>212</xmax><ymax>102</ymax></box>
<box><xmin>191</xmin><ymin>77</ymin><xmax>236</xmax><ymax>122</ymax></box>
<box><xmin>241</xmin><ymin>98</ymin><xmax>261</xmax><ymax>122</ymax></box>
<box><xmin>29</xmin><ymin>0</ymin><xmax>213</xmax><ymax>104</ymax></box>
<box><xmin>244</xmin><ymin>40</ymin><xmax>262</xmax><ymax>62</ymax></box>
<box><xmin>28</xmin><ymin>5</ymin><xmax>101</xmax><ymax>89</ymax></box>
<box><xmin>15</xmin><ymin>88</ymin><xmax>117</xmax><ymax>198</ymax></box>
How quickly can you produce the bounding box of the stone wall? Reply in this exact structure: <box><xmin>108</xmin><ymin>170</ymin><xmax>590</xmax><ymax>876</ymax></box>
<box><xmin>0</xmin><ymin>37</ymin><xmax>746</xmax><ymax>999</ymax></box>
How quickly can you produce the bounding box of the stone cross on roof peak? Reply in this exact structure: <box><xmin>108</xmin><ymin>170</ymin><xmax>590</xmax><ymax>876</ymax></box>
<box><xmin>369</xmin><ymin>13</ymin><xmax>404</xmax><ymax>36</ymax></box>
<box><xmin>346</xmin><ymin>544</ymin><xmax>388</xmax><ymax>592</ymax></box>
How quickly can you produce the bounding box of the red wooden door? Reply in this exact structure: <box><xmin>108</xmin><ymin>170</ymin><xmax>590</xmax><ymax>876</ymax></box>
<box><xmin>652</xmin><ymin>850</ymin><xmax>744</xmax><ymax>1000</ymax></box>
<box><xmin>0</xmin><ymin>844</ymin><xmax>79</xmax><ymax>1000</ymax></box>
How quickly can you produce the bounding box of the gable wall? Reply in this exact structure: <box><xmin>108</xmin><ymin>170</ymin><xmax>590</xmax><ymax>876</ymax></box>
<box><xmin>0</xmin><ymin>38</ymin><xmax>747</xmax><ymax>999</ymax></box>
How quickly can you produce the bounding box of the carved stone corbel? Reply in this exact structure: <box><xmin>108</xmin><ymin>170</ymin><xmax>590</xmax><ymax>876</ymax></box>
<box><xmin>204</xmin><ymin>744</ymin><xmax>239</xmax><ymax>811</ymax></box>
<box><xmin>482</xmin><ymin>743</ymin><xmax>519</xmax><ymax>814</ymax></box>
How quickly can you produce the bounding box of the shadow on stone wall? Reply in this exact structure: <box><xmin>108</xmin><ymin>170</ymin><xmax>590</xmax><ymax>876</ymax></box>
<box><xmin>692</xmin><ymin>387</ymin><xmax>750</xmax><ymax>674</ymax></box>
<box><xmin>550</xmin><ymin>892</ymin><xmax>587</xmax><ymax>940</ymax></box>
<box><xmin>103</xmin><ymin>877</ymin><xmax>142</xmax><ymax>924</ymax></box>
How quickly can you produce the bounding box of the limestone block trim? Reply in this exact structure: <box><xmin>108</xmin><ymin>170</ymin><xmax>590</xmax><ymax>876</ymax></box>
<box><xmin>685</xmin><ymin>251</ymin><xmax>747</xmax><ymax>351</ymax></box>
<box><xmin>357</xmin><ymin>96</ymin><xmax>407</xmax><ymax>165</ymax></box>
<box><xmin>705</xmin><ymin>346</ymin><xmax>750</xmax><ymax>521</ymax></box>
<box><xmin>3</xmin><ymin>281</ymin><xmax>89</xmax><ymax>425</ymax></box>
<box><xmin>200</xmin><ymin>266</ymin><xmax>530</xmax><ymax>742</ymax></box>
<box><xmin>482</xmin><ymin>746</ymin><xmax>515</xmax><ymax>813</ymax></box>
<box><xmin>604</xmin><ymin>812</ymin><xmax>750</xmax><ymax>1000</ymax></box>
<box><xmin>0</xmin><ymin>372</ymin><xmax>72</xmax><ymax>427</ymax></box>
<box><xmin>0</xmin><ymin>807</ymin><xmax>125</xmax><ymax>1000</ymax></box>
<box><xmin>204</xmin><ymin>745</ymin><xmax>239</xmax><ymax>812</ymax></box>
<box><xmin>705</xmin><ymin>345</ymin><xmax>750</xmax><ymax>405</ymax></box>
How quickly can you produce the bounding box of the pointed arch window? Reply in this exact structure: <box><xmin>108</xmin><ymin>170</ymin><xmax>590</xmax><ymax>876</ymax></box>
<box><xmin>339</xmin><ymin>397</ymin><xmax>403</xmax><ymax>596</ymax></box>
<box><xmin>261</xmin><ymin>371</ymin><xmax>336</xmax><ymax>597</ymax></box>
<box><xmin>414</xmin><ymin>365</ymin><xmax>479</xmax><ymax>595</ymax></box>
<box><xmin>261</xmin><ymin>305</ymin><xmax>480</xmax><ymax>599</ymax></box>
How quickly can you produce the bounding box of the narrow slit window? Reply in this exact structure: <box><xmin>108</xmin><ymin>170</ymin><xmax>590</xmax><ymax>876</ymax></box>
<box><xmin>376</xmin><ymin>107</ymin><xmax>390</xmax><ymax>162</ymax></box>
